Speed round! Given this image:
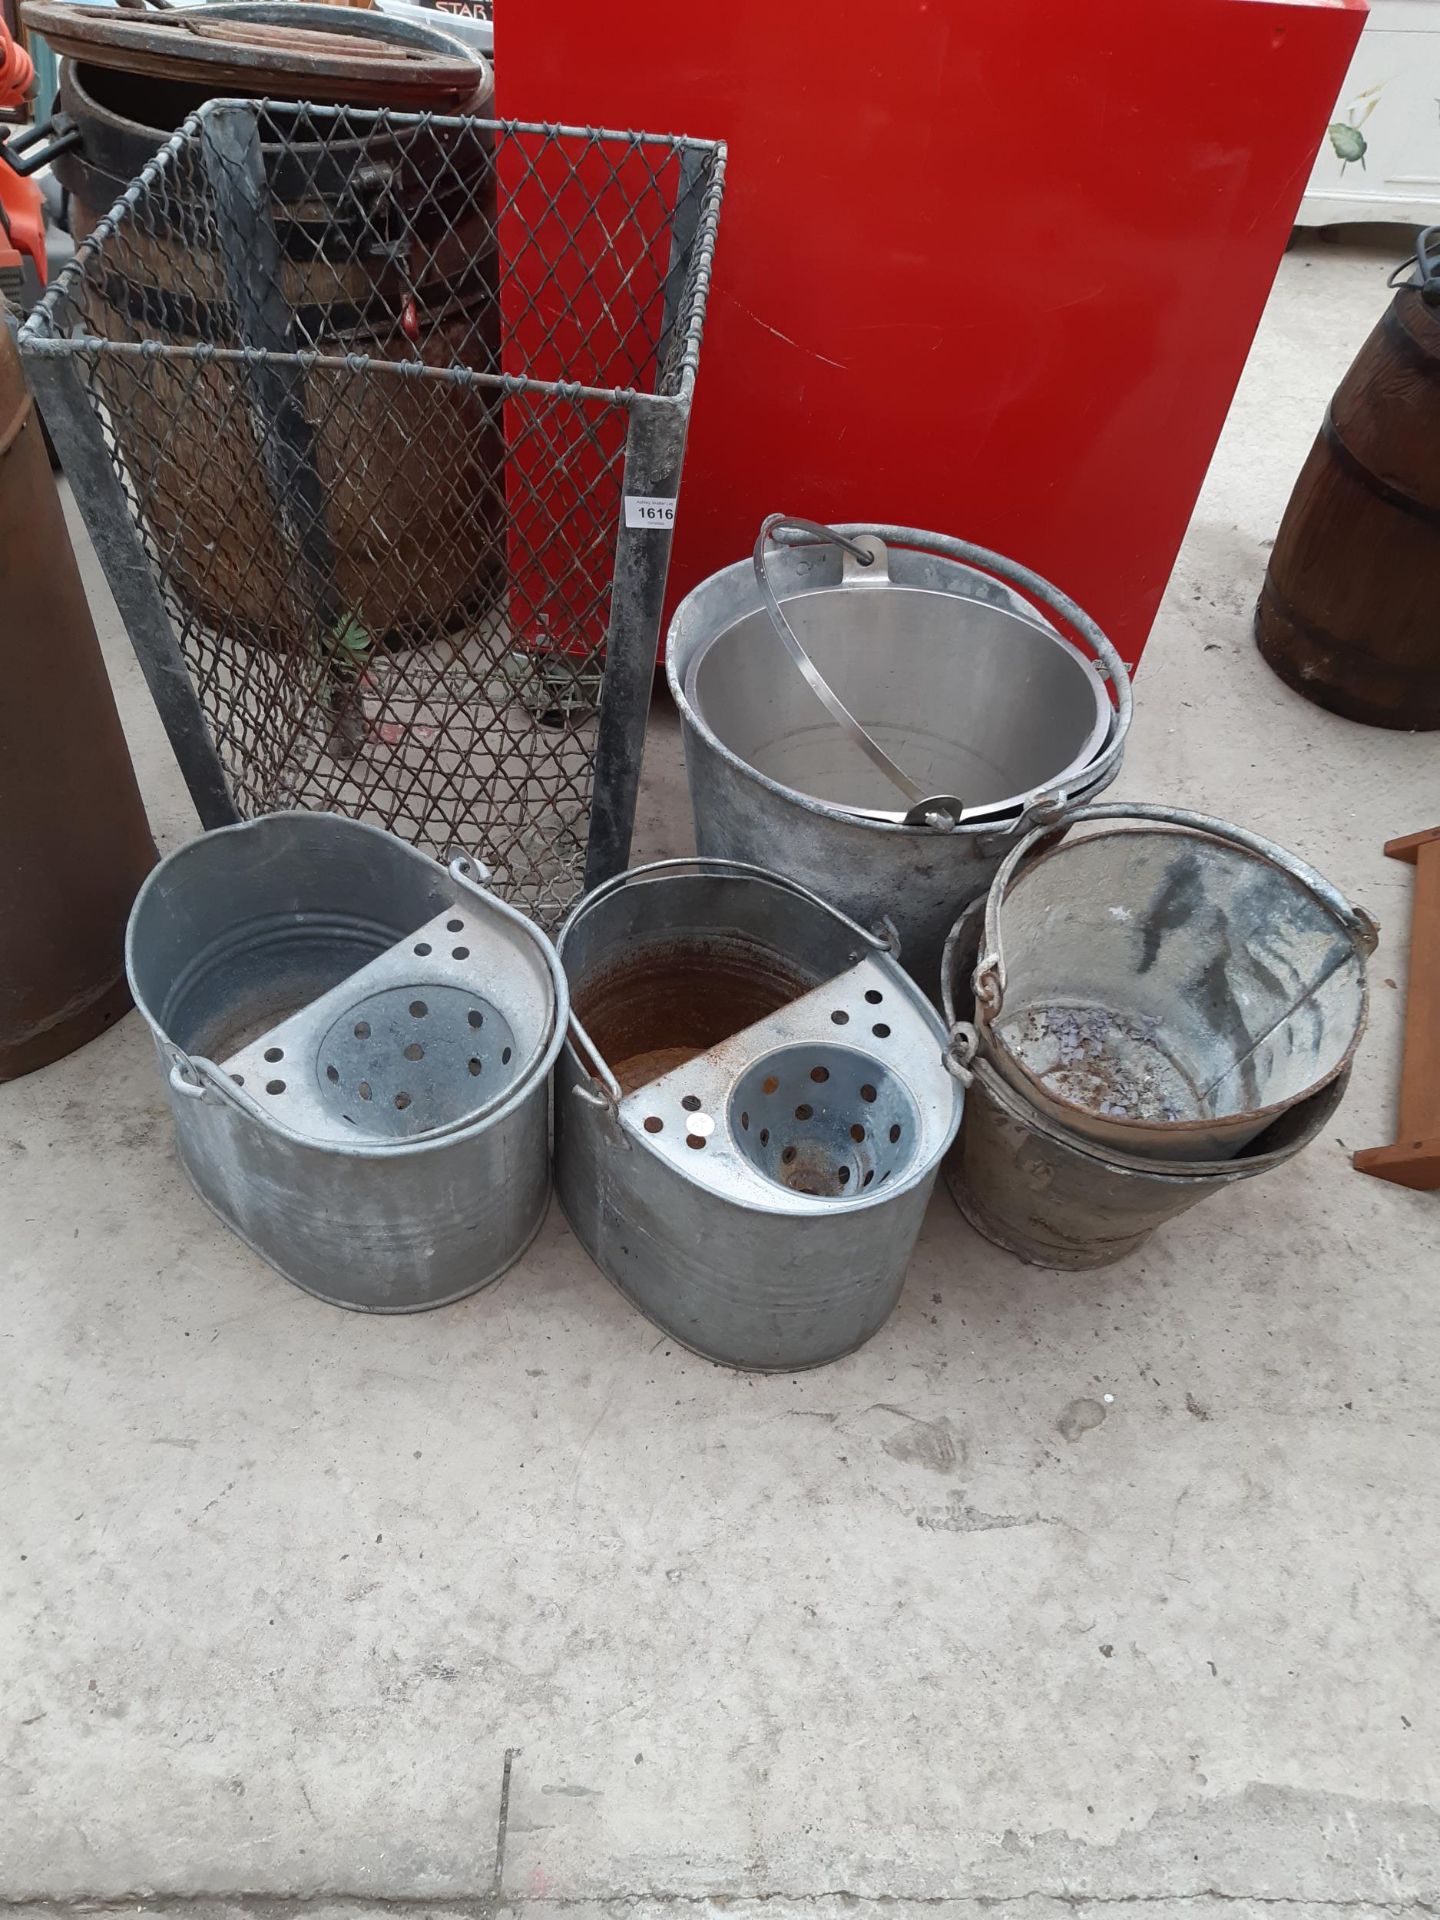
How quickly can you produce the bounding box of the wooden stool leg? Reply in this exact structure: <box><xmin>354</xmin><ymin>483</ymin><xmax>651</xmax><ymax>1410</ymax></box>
<box><xmin>1354</xmin><ymin>828</ymin><xmax>1440</xmax><ymax>1190</ymax></box>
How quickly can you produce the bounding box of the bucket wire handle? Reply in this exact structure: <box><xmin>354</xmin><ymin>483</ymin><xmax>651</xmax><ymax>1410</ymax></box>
<box><xmin>167</xmin><ymin>1047</ymin><xmax>271</xmax><ymax>1118</ymax></box>
<box><xmin>771</xmin><ymin>522</ymin><xmax>1135</xmax><ymax>817</ymax></box>
<box><xmin>754</xmin><ymin>515</ymin><xmax>965</xmax><ymax>829</ymax></box>
<box><xmin>558</xmin><ymin>856</ymin><xmax>904</xmax><ymax>1130</ymax></box>
<box><xmin>974</xmin><ymin>800</ymin><xmax>1380</xmax><ymax>1012</ymax></box>
<box><xmin>167</xmin><ymin>1049</ymin><xmax>210</xmax><ymax>1102</ymax></box>
<box><xmin>943</xmin><ymin>1021</ymin><xmax>979</xmax><ymax>1087</ymax></box>
<box><xmin>561</xmin><ymin>856</ymin><xmax>897</xmax><ymax>960</ymax></box>
<box><xmin>939</xmin><ymin>895</ymin><xmax>988</xmax><ymax>1081</ymax></box>
<box><xmin>567</xmin><ymin>1009</ymin><xmax>629</xmax><ymax>1145</ymax></box>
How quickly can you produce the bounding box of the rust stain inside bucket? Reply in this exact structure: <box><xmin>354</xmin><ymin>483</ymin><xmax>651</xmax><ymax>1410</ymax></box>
<box><xmin>573</xmin><ymin>936</ymin><xmax>818</xmax><ymax>1095</ymax></box>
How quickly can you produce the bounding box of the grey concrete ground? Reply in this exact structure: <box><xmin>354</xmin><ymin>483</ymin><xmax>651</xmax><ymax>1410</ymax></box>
<box><xmin>4</xmin><ymin>229</ymin><xmax>1439</xmax><ymax>1920</ymax></box>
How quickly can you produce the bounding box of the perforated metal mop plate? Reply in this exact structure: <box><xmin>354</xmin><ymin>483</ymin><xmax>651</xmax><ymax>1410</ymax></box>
<box><xmin>616</xmin><ymin>957</ymin><xmax>951</xmax><ymax>1208</ymax></box>
<box><xmin>221</xmin><ymin>901</ymin><xmax>544</xmax><ymax>1145</ymax></box>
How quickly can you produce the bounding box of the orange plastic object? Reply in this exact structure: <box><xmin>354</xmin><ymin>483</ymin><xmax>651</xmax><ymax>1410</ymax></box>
<box><xmin>496</xmin><ymin>0</ymin><xmax>1364</xmax><ymax>674</ymax></box>
<box><xmin>0</xmin><ymin>9</ymin><xmax>45</xmax><ymax>285</ymax></box>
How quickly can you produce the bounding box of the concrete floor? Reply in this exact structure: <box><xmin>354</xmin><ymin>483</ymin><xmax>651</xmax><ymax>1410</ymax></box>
<box><xmin>4</xmin><ymin>229</ymin><xmax>1440</xmax><ymax>1920</ymax></box>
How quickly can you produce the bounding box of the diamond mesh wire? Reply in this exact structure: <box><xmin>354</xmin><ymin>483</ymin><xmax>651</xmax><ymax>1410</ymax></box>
<box><xmin>24</xmin><ymin>101</ymin><xmax>723</xmax><ymax>926</ymax></box>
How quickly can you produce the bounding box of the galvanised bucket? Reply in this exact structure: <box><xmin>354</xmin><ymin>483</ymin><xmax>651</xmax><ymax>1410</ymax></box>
<box><xmin>940</xmin><ymin>893</ymin><xmax>1353</xmax><ymax>1266</ymax></box>
<box><xmin>972</xmin><ymin>802</ymin><xmax>1378</xmax><ymax>1163</ymax></box>
<box><xmin>127</xmin><ymin>812</ymin><xmax>567</xmax><ymax>1311</ymax></box>
<box><xmin>945</xmin><ymin>1051</ymin><xmax>1351</xmax><ymax>1271</ymax></box>
<box><xmin>666</xmin><ymin>521</ymin><xmax>1132</xmax><ymax>992</ymax></box>
<box><xmin>554</xmin><ymin>858</ymin><xmax>963</xmax><ymax>1371</ymax></box>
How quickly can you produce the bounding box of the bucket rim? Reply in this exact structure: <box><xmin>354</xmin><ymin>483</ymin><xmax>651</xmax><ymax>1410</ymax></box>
<box><xmin>126</xmin><ymin>810</ymin><xmax>569</xmax><ymax>1159</ymax></box>
<box><xmin>666</xmin><ymin>524</ymin><xmax>1130</xmax><ymax>838</ymax></box>
<box><xmin>960</xmin><ymin>1048</ymin><xmax>1350</xmax><ymax>1181</ymax></box>
<box><xmin>967</xmin><ymin>807</ymin><xmax>1374</xmax><ymax>1153</ymax></box>
<box><xmin>555</xmin><ymin>856</ymin><xmax>963</xmax><ymax>1216</ymax></box>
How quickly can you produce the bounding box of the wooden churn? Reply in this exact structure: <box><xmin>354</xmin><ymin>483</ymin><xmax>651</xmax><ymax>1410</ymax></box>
<box><xmin>1256</xmin><ymin>230</ymin><xmax>1440</xmax><ymax>730</ymax></box>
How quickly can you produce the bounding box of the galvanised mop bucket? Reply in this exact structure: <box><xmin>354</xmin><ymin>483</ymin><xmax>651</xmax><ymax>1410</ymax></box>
<box><xmin>553</xmin><ymin>859</ymin><xmax>964</xmax><ymax>1371</ymax></box>
<box><xmin>971</xmin><ymin>802</ymin><xmax>1377</xmax><ymax>1163</ymax></box>
<box><xmin>666</xmin><ymin>518</ymin><xmax>1133</xmax><ymax>992</ymax></box>
<box><xmin>127</xmin><ymin>812</ymin><xmax>567</xmax><ymax>1310</ymax></box>
<box><xmin>940</xmin><ymin>899</ymin><xmax>1352</xmax><ymax>1269</ymax></box>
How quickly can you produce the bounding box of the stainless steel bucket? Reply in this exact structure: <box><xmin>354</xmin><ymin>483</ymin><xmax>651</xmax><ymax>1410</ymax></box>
<box><xmin>127</xmin><ymin>812</ymin><xmax>567</xmax><ymax>1311</ymax></box>
<box><xmin>973</xmin><ymin>802</ymin><xmax>1377</xmax><ymax>1162</ymax></box>
<box><xmin>553</xmin><ymin>858</ymin><xmax>964</xmax><ymax>1371</ymax></box>
<box><xmin>940</xmin><ymin>900</ymin><xmax>1352</xmax><ymax>1268</ymax></box>
<box><xmin>666</xmin><ymin>521</ymin><xmax>1133</xmax><ymax>991</ymax></box>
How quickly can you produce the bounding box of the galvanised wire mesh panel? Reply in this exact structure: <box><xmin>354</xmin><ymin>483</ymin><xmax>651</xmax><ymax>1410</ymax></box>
<box><xmin>21</xmin><ymin>99</ymin><xmax>723</xmax><ymax>926</ymax></box>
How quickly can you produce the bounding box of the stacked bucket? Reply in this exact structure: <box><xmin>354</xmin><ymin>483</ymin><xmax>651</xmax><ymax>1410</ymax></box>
<box><xmin>666</xmin><ymin>516</ymin><xmax>1377</xmax><ymax>1274</ymax></box>
<box><xmin>940</xmin><ymin>805</ymin><xmax>1375</xmax><ymax>1268</ymax></box>
<box><xmin>666</xmin><ymin>519</ymin><xmax>1132</xmax><ymax>988</ymax></box>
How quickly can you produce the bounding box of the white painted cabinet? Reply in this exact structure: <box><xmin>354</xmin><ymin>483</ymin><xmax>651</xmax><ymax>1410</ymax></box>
<box><xmin>1298</xmin><ymin>0</ymin><xmax>1440</xmax><ymax>224</ymax></box>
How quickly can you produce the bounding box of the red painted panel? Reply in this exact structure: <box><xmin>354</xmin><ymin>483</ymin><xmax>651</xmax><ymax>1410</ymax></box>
<box><xmin>496</xmin><ymin>0</ymin><xmax>1363</xmax><ymax>673</ymax></box>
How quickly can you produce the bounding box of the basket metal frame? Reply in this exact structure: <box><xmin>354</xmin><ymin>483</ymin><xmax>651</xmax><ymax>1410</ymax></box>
<box><xmin>20</xmin><ymin>97</ymin><xmax>726</xmax><ymax>912</ymax></box>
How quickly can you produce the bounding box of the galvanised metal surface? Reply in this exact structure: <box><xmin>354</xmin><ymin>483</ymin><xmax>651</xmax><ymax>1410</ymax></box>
<box><xmin>946</xmin><ymin>1055</ymin><xmax>1351</xmax><ymax>1272</ymax></box>
<box><xmin>554</xmin><ymin>859</ymin><xmax>963</xmax><ymax>1372</ymax></box>
<box><xmin>21</xmin><ymin>97</ymin><xmax>725</xmax><ymax>928</ymax></box>
<box><xmin>940</xmin><ymin>896</ymin><xmax>1353</xmax><ymax>1269</ymax></box>
<box><xmin>973</xmin><ymin>802</ymin><xmax>1377</xmax><ymax>1163</ymax></box>
<box><xmin>666</xmin><ymin>522</ymin><xmax>1131</xmax><ymax>993</ymax></box>
<box><xmin>126</xmin><ymin>811</ymin><xmax>568</xmax><ymax>1311</ymax></box>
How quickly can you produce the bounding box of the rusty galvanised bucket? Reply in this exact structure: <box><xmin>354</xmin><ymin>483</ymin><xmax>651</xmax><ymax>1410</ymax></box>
<box><xmin>971</xmin><ymin>802</ymin><xmax>1377</xmax><ymax>1162</ymax></box>
<box><xmin>944</xmin><ymin>1053</ymin><xmax>1351</xmax><ymax>1270</ymax></box>
<box><xmin>939</xmin><ymin>898</ymin><xmax>1352</xmax><ymax>1269</ymax></box>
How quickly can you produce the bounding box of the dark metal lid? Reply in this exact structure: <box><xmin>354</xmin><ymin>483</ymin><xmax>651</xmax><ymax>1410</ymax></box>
<box><xmin>1388</xmin><ymin>225</ymin><xmax>1440</xmax><ymax>309</ymax></box>
<box><xmin>20</xmin><ymin>0</ymin><xmax>488</xmax><ymax>108</ymax></box>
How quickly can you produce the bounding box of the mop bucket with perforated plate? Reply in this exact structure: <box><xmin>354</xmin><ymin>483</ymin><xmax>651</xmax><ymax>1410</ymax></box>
<box><xmin>553</xmin><ymin>858</ymin><xmax>964</xmax><ymax>1370</ymax></box>
<box><xmin>126</xmin><ymin>811</ymin><xmax>567</xmax><ymax>1310</ymax></box>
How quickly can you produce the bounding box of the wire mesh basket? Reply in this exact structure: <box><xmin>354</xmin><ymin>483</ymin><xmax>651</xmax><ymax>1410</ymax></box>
<box><xmin>20</xmin><ymin>98</ymin><xmax>724</xmax><ymax>926</ymax></box>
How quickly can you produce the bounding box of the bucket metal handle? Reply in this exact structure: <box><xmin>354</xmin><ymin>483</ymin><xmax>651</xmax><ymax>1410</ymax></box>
<box><xmin>972</xmin><ymin>790</ymin><xmax>1068</xmax><ymax>860</ymax></box>
<box><xmin>561</xmin><ymin>855</ymin><xmax>899</xmax><ymax>1128</ymax></box>
<box><xmin>565</xmin><ymin>855</ymin><xmax>896</xmax><ymax>958</ymax></box>
<box><xmin>167</xmin><ymin>1047</ymin><xmax>271</xmax><ymax>1117</ymax></box>
<box><xmin>943</xmin><ymin>1021</ymin><xmax>979</xmax><ymax>1087</ymax></box>
<box><xmin>974</xmin><ymin>800</ymin><xmax>1380</xmax><ymax>1010</ymax></box>
<box><xmin>768</xmin><ymin>520</ymin><xmax>1135</xmax><ymax>821</ymax></box>
<box><xmin>568</xmin><ymin>1010</ymin><xmax>625</xmax><ymax>1110</ymax></box>
<box><xmin>938</xmin><ymin>895</ymin><xmax>989</xmax><ymax>1080</ymax></box>
<box><xmin>754</xmin><ymin>515</ymin><xmax>965</xmax><ymax>829</ymax></box>
<box><xmin>167</xmin><ymin>1050</ymin><xmax>212</xmax><ymax>1102</ymax></box>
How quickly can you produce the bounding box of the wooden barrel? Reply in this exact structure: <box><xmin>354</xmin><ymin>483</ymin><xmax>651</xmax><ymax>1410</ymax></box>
<box><xmin>1256</xmin><ymin>284</ymin><xmax>1440</xmax><ymax>730</ymax></box>
<box><xmin>49</xmin><ymin>16</ymin><xmax>502</xmax><ymax>656</ymax></box>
